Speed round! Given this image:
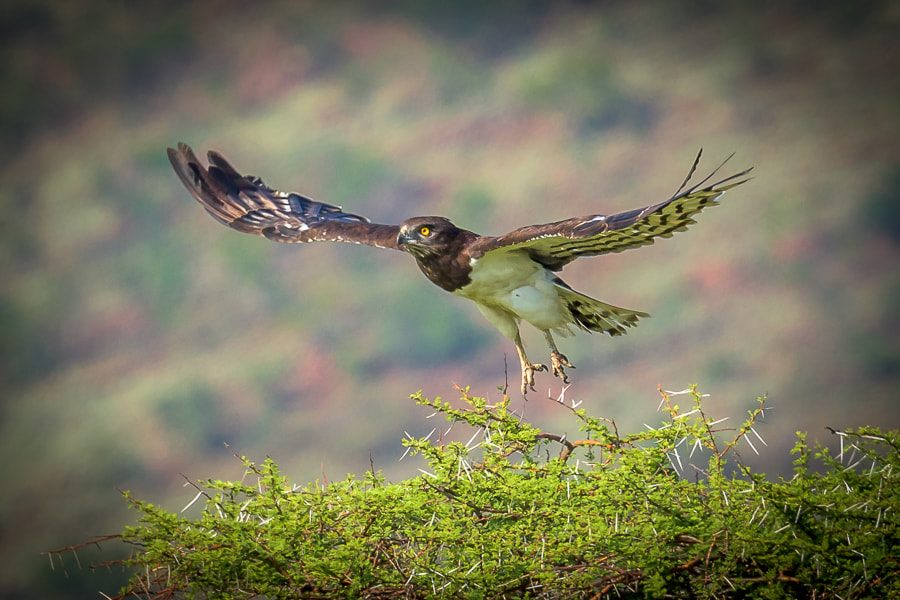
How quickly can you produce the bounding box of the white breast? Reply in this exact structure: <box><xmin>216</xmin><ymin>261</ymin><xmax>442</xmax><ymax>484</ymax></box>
<box><xmin>453</xmin><ymin>250</ymin><xmax>572</xmax><ymax>333</ymax></box>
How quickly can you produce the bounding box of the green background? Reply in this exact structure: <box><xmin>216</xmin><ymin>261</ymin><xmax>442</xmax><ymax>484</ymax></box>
<box><xmin>1</xmin><ymin>1</ymin><xmax>897</xmax><ymax>597</ymax></box>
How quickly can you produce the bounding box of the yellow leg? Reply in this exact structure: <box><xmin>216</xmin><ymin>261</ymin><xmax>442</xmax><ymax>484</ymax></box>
<box><xmin>543</xmin><ymin>331</ymin><xmax>574</xmax><ymax>383</ymax></box>
<box><xmin>514</xmin><ymin>330</ymin><xmax>545</xmax><ymax>395</ymax></box>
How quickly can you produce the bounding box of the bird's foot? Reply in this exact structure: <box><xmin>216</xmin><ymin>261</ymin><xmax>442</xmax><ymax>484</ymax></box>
<box><xmin>520</xmin><ymin>361</ymin><xmax>547</xmax><ymax>395</ymax></box>
<box><xmin>550</xmin><ymin>352</ymin><xmax>574</xmax><ymax>383</ymax></box>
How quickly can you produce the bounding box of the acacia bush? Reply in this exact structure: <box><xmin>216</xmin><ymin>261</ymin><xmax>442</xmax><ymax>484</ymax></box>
<box><xmin>49</xmin><ymin>386</ymin><xmax>898</xmax><ymax>598</ymax></box>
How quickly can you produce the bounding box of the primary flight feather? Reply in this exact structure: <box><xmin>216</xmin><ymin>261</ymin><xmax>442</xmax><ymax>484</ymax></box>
<box><xmin>168</xmin><ymin>143</ymin><xmax>751</xmax><ymax>395</ymax></box>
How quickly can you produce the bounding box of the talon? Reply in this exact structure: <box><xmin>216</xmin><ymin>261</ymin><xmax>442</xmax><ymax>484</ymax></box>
<box><xmin>550</xmin><ymin>352</ymin><xmax>574</xmax><ymax>383</ymax></box>
<box><xmin>520</xmin><ymin>361</ymin><xmax>546</xmax><ymax>395</ymax></box>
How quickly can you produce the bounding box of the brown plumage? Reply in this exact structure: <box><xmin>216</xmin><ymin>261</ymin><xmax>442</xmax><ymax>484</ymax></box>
<box><xmin>168</xmin><ymin>143</ymin><xmax>751</xmax><ymax>395</ymax></box>
<box><xmin>168</xmin><ymin>143</ymin><xmax>401</xmax><ymax>249</ymax></box>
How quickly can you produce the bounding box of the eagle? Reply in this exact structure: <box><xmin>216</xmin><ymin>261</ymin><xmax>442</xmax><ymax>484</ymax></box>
<box><xmin>168</xmin><ymin>143</ymin><xmax>751</xmax><ymax>395</ymax></box>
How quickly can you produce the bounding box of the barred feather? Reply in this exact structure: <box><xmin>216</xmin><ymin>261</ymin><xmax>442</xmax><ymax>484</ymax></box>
<box><xmin>167</xmin><ymin>143</ymin><xmax>400</xmax><ymax>249</ymax></box>
<box><xmin>557</xmin><ymin>283</ymin><xmax>649</xmax><ymax>336</ymax></box>
<box><xmin>468</xmin><ymin>150</ymin><xmax>752</xmax><ymax>270</ymax></box>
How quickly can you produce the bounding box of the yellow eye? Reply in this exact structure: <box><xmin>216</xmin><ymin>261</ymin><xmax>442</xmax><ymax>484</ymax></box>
<box><xmin>419</xmin><ymin>226</ymin><xmax>431</xmax><ymax>237</ymax></box>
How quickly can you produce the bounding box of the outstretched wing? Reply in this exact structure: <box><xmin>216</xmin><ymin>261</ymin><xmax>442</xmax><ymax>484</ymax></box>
<box><xmin>168</xmin><ymin>143</ymin><xmax>401</xmax><ymax>249</ymax></box>
<box><xmin>468</xmin><ymin>151</ymin><xmax>752</xmax><ymax>270</ymax></box>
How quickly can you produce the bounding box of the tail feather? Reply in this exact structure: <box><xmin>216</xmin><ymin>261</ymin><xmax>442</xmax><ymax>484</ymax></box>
<box><xmin>557</xmin><ymin>285</ymin><xmax>649</xmax><ymax>336</ymax></box>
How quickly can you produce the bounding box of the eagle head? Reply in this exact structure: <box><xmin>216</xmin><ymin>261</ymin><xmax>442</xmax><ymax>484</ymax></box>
<box><xmin>397</xmin><ymin>216</ymin><xmax>460</xmax><ymax>260</ymax></box>
<box><xmin>398</xmin><ymin>216</ymin><xmax>477</xmax><ymax>292</ymax></box>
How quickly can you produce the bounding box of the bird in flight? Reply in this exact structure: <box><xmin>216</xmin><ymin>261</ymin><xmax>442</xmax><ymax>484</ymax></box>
<box><xmin>168</xmin><ymin>143</ymin><xmax>751</xmax><ymax>395</ymax></box>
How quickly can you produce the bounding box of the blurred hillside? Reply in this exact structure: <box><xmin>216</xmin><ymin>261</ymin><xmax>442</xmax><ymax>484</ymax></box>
<box><xmin>1</xmin><ymin>1</ymin><xmax>898</xmax><ymax>598</ymax></box>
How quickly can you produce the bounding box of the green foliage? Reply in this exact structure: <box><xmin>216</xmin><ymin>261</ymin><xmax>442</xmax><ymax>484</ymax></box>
<box><xmin>53</xmin><ymin>387</ymin><xmax>899</xmax><ymax>599</ymax></box>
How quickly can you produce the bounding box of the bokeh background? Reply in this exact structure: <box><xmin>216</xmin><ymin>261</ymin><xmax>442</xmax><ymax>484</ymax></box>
<box><xmin>1</xmin><ymin>1</ymin><xmax>898</xmax><ymax>597</ymax></box>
